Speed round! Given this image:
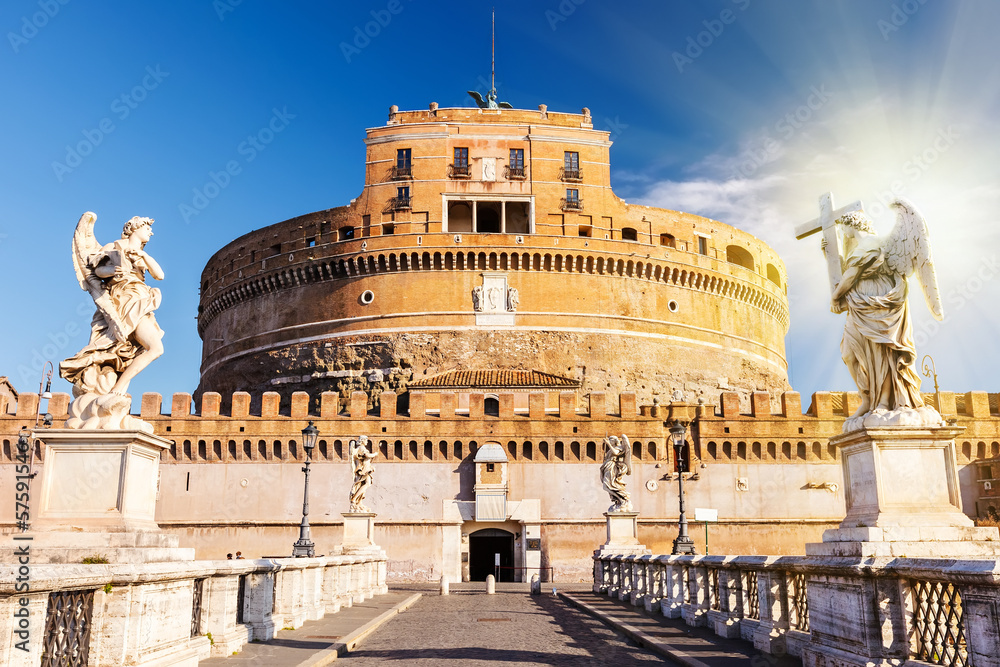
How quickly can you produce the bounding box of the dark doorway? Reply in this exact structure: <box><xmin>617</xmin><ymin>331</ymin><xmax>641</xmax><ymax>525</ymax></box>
<box><xmin>469</xmin><ymin>528</ymin><xmax>514</xmax><ymax>582</ymax></box>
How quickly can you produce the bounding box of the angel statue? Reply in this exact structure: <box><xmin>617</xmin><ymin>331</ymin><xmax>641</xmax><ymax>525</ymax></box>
<box><xmin>59</xmin><ymin>212</ymin><xmax>165</xmax><ymax>432</ymax></box>
<box><xmin>823</xmin><ymin>198</ymin><xmax>944</xmax><ymax>432</ymax></box>
<box><xmin>600</xmin><ymin>434</ymin><xmax>633</xmax><ymax>513</ymax></box>
<box><xmin>349</xmin><ymin>435</ymin><xmax>379</xmax><ymax>513</ymax></box>
<box><xmin>467</xmin><ymin>88</ymin><xmax>513</xmax><ymax>110</ymax></box>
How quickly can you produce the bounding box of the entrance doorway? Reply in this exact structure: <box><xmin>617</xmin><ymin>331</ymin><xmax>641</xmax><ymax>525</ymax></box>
<box><xmin>469</xmin><ymin>528</ymin><xmax>514</xmax><ymax>582</ymax></box>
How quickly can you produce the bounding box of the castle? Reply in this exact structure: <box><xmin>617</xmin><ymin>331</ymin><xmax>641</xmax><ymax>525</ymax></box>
<box><xmin>3</xmin><ymin>102</ymin><xmax>998</xmax><ymax>582</ymax></box>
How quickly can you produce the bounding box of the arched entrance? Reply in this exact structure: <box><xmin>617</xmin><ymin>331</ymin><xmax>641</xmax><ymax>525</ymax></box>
<box><xmin>469</xmin><ymin>528</ymin><xmax>514</xmax><ymax>582</ymax></box>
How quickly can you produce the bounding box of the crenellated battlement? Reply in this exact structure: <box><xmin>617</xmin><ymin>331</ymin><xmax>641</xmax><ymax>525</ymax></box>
<box><xmin>2</xmin><ymin>389</ymin><xmax>999</xmax><ymax>468</ymax></box>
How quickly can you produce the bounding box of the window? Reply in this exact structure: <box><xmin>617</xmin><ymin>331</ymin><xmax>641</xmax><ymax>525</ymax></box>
<box><xmin>510</xmin><ymin>148</ymin><xmax>524</xmax><ymax>169</ymax></box>
<box><xmin>578</xmin><ymin>226</ymin><xmax>592</xmax><ymax>237</ymax></box>
<box><xmin>394</xmin><ymin>186</ymin><xmax>411</xmax><ymax>209</ymax></box>
<box><xmin>698</xmin><ymin>236</ymin><xmax>709</xmax><ymax>255</ymax></box>
<box><xmin>621</xmin><ymin>227</ymin><xmax>638</xmax><ymax>241</ymax></box>
<box><xmin>563</xmin><ymin>189</ymin><xmax>582</xmax><ymax>210</ymax></box>
<box><xmin>508</xmin><ymin>148</ymin><xmax>525</xmax><ymax>179</ymax></box>
<box><xmin>766</xmin><ymin>263</ymin><xmax>781</xmax><ymax>286</ymax></box>
<box><xmin>393</xmin><ymin>148</ymin><xmax>411</xmax><ymax>179</ymax></box>
<box><xmin>486</xmin><ymin>462</ymin><xmax>495</xmax><ymax>473</ymax></box>
<box><xmin>660</xmin><ymin>233</ymin><xmax>676</xmax><ymax>248</ymax></box>
<box><xmin>396</xmin><ymin>148</ymin><xmax>411</xmax><ymax>169</ymax></box>
<box><xmin>382</xmin><ymin>223</ymin><xmax>395</xmax><ymax>235</ymax></box>
<box><xmin>452</xmin><ymin>147</ymin><xmax>470</xmax><ymax>177</ymax></box>
<box><xmin>727</xmin><ymin>245</ymin><xmax>754</xmax><ymax>270</ymax></box>
<box><xmin>338</xmin><ymin>226</ymin><xmax>354</xmax><ymax>241</ymax></box>
<box><xmin>563</xmin><ymin>151</ymin><xmax>581</xmax><ymax>180</ymax></box>
<box><xmin>307</xmin><ymin>237</ymin><xmax>316</xmax><ymax>247</ymax></box>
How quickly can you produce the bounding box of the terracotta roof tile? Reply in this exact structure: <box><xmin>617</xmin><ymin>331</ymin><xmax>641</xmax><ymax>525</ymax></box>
<box><xmin>409</xmin><ymin>369</ymin><xmax>579</xmax><ymax>389</ymax></box>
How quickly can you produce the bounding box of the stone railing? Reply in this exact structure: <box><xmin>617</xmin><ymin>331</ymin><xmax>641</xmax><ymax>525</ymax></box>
<box><xmin>594</xmin><ymin>553</ymin><xmax>1000</xmax><ymax>667</ymax></box>
<box><xmin>1</xmin><ymin>553</ymin><xmax>386</xmax><ymax>667</ymax></box>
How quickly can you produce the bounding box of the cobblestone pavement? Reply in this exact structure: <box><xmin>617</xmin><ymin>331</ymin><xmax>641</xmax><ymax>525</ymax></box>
<box><xmin>340</xmin><ymin>589</ymin><xmax>669</xmax><ymax>666</ymax></box>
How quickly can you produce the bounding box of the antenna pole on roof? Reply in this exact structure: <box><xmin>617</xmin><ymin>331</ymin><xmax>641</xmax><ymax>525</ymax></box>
<box><xmin>491</xmin><ymin>8</ymin><xmax>495</xmax><ymax>94</ymax></box>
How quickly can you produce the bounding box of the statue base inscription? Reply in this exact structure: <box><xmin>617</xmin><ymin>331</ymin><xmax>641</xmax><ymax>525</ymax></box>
<box><xmin>806</xmin><ymin>426</ymin><xmax>1000</xmax><ymax>557</ymax></box>
<box><xmin>15</xmin><ymin>429</ymin><xmax>194</xmax><ymax>563</ymax></box>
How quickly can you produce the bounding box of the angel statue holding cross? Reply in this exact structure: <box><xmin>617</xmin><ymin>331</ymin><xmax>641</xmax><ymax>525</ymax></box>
<box><xmin>801</xmin><ymin>194</ymin><xmax>945</xmax><ymax>433</ymax></box>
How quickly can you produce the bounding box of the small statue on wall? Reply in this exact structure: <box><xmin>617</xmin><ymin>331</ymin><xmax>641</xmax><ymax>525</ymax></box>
<box><xmin>349</xmin><ymin>435</ymin><xmax>379</xmax><ymax>513</ymax></box>
<box><xmin>472</xmin><ymin>285</ymin><xmax>484</xmax><ymax>312</ymax></box>
<box><xmin>507</xmin><ymin>287</ymin><xmax>519</xmax><ymax>312</ymax></box>
<box><xmin>601</xmin><ymin>434</ymin><xmax>633</xmax><ymax>513</ymax></box>
<box><xmin>60</xmin><ymin>212</ymin><xmax>165</xmax><ymax>432</ymax></box>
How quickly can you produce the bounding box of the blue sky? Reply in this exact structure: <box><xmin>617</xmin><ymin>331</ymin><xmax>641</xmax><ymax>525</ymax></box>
<box><xmin>2</xmin><ymin>0</ymin><xmax>998</xmax><ymax>407</ymax></box>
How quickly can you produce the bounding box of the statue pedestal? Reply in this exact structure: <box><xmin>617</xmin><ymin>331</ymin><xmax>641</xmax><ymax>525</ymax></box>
<box><xmin>806</xmin><ymin>426</ymin><xmax>1000</xmax><ymax>558</ymax></box>
<box><xmin>595</xmin><ymin>512</ymin><xmax>650</xmax><ymax>557</ymax></box>
<box><xmin>340</xmin><ymin>512</ymin><xmax>382</xmax><ymax>555</ymax></box>
<box><xmin>11</xmin><ymin>429</ymin><xmax>193</xmax><ymax>563</ymax></box>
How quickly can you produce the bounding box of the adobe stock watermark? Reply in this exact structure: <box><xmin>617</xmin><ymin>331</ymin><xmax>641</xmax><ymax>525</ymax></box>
<box><xmin>877</xmin><ymin>0</ymin><xmax>928</xmax><ymax>41</ymax></box>
<box><xmin>604</xmin><ymin>116</ymin><xmax>628</xmax><ymax>141</ymax></box>
<box><xmin>730</xmin><ymin>84</ymin><xmax>832</xmax><ymax>180</ymax></box>
<box><xmin>178</xmin><ymin>107</ymin><xmax>296</xmax><ymax>224</ymax></box>
<box><xmin>672</xmin><ymin>0</ymin><xmax>751</xmax><ymax>73</ymax></box>
<box><xmin>7</xmin><ymin>0</ymin><xmax>71</xmax><ymax>54</ymax></box>
<box><xmin>51</xmin><ymin>65</ymin><xmax>170</xmax><ymax>183</ymax></box>
<box><xmin>213</xmin><ymin>0</ymin><xmax>242</xmax><ymax>21</ymax></box>
<box><xmin>340</xmin><ymin>0</ymin><xmax>414</xmax><ymax>64</ymax></box>
<box><xmin>864</xmin><ymin>125</ymin><xmax>960</xmax><ymax>220</ymax></box>
<box><xmin>913</xmin><ymin>254</ymin><xmax>999</xmax><ymax>349</ymax></box>
<box><xmin>546</xmin><ymin>0</ymin><xmax>585</xmax><ymax>31</ymax></box>
<box><xmin>16</xmin><ymin>299</ymin><xmax>94</xmax><ymax>389</ymax></box>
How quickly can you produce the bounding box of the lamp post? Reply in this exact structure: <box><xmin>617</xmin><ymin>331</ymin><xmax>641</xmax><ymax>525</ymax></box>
<box><xmin>669</xmin><ymin>418</ymin><xmax>696</xmax><ymax>555</ymax></box>
<box><xmin>921</xmin><ymin>354</ymin><xmax>941</xmax><ymax>412</ymax></box>
<box><xmin>292</xmin><ymin>421</ymin><xmax>319</xmax><ymax>557</ymax></box>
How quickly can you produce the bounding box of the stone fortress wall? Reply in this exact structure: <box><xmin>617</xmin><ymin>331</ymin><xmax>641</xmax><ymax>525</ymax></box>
<box><xmin>195</xmin><ymin>104</ymin><xmax>790</xmax><ymax>410</ymax></box>
<box><xmin>3</xmin><ymin>387</ymin><xmax>998</xmax><ymax>581</ymax></box>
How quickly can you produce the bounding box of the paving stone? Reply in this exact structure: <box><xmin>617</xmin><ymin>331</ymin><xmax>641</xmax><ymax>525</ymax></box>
<box><xmin>340</xmin><ymin>588</ymin><xmax>665</xmax><ymax>666</ymax></box>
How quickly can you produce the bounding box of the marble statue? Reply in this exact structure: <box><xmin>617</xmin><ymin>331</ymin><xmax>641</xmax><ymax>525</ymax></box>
<box><xmin>600</xmin><ymin>434</ymin><xmax>633</xmax><ymax>513</ymax></box>
<box><xmin>60</xmin><ymin>212</ymin><xmax>165</xmax><ymax>432</ymax></box>
<box><xmin>823</xmin><ymin>198</ymin><xmax>944</xmax><ymax>432</ymax></box>
<box><xmin>507</xmin><ymin>287</ymin><xmax>519</xmax><ymax>312</ymax></box>
<box><xmin>349</xmin><ymin>435</ymin><xmax>379</xmax><ymax>513</ymax></box>
<box><xmin>471</xmin><ymin>286</ymin><xmax>484</xmax><ymax>312</ymax></box>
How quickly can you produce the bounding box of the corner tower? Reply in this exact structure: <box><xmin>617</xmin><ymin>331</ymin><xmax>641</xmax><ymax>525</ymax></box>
<box><xmin>196</xmin><ymin>103</ymin><xmax>790</xmax><ymax>409</ymax></box>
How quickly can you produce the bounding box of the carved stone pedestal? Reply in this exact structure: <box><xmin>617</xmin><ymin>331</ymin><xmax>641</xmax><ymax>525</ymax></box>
<box><xmin>10</xmin><ymin>429</ymin><xmax>193</xmax><ymax>564</ymax></box>
<box><xmin>339</xmin><ymin>513</ymin><xmax>387</xmax><ymax>596</ymax></box>
<box><xmin>593</xmin><ymin>512</ymin><xmax>650</xmax><ymax>592</ymax></box>
<box><xmin>595</xmin><ymin>512</ymin><xmax>649</xmax><ymax>556</ymax></box>
<box><xmin>806</xmin><ymin>426</ymin><xmax>1000</xmax><ymax>558</ymax></box>
<box><xmin>341</xmin><ymin>512</ymin><xmax>379</xmax><ymax>553</ymax></box>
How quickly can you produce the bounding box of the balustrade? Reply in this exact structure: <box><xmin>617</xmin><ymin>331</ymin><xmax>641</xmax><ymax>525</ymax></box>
<box><xmin>1</xmin><ymin>553</ymin><xmax>387</xmax><ymax>666</ymax></box>
<box><xmin>592</xmin><ymin>553</ymin><xmax>1000</xmax><ymax>665</ymax></box>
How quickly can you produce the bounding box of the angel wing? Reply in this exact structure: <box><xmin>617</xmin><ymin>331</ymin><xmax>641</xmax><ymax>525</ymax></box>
<box><xmin>71</xmin><ymin>211</ymin><xmax>128</xmax><ymax>342</ymax></box>
<box><xmin>498</xmin><ymin>101</ymin><xmax>513</xmax><ymax>109</ymax></box>
<box><xmin>467</xmin><ymin>90</ymin><xmax>486</xmax><ymax>108</ymax></box>
<box><xmin>884</xmin><ymin>197</ymin><xmax>944</xmax><ymax>321</ymax></box>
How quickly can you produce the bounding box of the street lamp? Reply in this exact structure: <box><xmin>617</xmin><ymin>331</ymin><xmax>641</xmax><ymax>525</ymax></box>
<box><xmin>669</xmin><ymin>419</ymin><xmax>696</xmax><ymax>555</ymax></box>
<box><xmin>922</xmin><ymin>354</ymin><xmax>941</xmax><ymax>412</ymax></box>
<box><xmin>292</xmin><ymin>421</ymin><xmax>319</xmax><ymax>557</ymax></box>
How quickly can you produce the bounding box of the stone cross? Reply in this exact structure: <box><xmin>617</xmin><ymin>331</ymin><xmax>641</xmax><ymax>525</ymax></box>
<box><xmin>794</xmin><ymin>192</ymin><xmax>864</xmax><ymax>295</ymax></box>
